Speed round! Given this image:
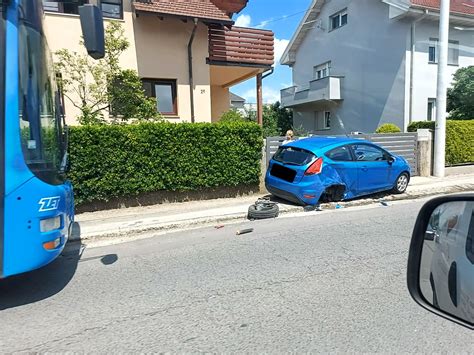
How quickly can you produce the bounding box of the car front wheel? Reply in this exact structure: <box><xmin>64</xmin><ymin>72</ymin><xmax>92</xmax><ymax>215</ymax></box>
<box><xmin>393</xmin><ymin>173</ymin><xmax>409</xmax><ymax>194</ymax></box>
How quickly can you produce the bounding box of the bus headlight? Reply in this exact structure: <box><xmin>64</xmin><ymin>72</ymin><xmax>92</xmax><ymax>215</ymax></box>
<box><xmin>40</xmin><ymin>216</ymin><xmax>62</xmax><ymax>233</ymax></box>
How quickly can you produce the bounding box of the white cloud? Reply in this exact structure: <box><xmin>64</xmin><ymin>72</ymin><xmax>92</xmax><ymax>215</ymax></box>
<box><xmin>263</xmin><ymin>88</ymin><xmax>281</xmax><ymax>104</ymax></box>
<box><xmin>234</xmin><ymin>14</ymin><xmax>252</xmax><ymax>27</ymax></box>
<box><xmin>274</xmin><ymin>38</ymin><xmax>290</xmax><ymax>63</ymax></box>
<box><xmin>240</xmin><ymin>87</ymin><xmax>281</xmax><ymax>104</ymax></box>
<box><xmin>255</xmin><ymin>19</ymin><xmax>271</xmax><ymax>29</ymax></box>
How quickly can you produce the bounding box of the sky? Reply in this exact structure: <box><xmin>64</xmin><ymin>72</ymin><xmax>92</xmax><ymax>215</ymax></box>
<box><xmin>231</xmin><ymin>0</ymin><xmax>313</xmax><ymax>104</ymax></box>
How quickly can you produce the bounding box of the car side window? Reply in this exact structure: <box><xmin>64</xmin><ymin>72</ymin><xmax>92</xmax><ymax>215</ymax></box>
<box><xmin>325</xmin><ymin>146</ymin><xmax>353</xmax><ymax>161</ymax></box>
<box><xmin>351</xmin><ymin>144</ymin><xmax>386</xmax><ymax>162</ymax></box>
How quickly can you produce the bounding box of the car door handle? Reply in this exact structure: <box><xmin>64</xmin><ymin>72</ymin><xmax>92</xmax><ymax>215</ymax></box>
<box><xmin>361</xmin><ymin>166</ymin><xmax>368</xmax><ymax>172</ymax></box>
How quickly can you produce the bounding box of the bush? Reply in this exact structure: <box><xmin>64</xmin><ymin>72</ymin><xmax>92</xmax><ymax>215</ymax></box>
<box><xmin>408</xmin><ymin>120</ymin><xmax>474</xmax><ymax>165</ymax></box>
<box><xmin>407</xmin><ymin>121</ymin><xmax>435</xmax><ymax>132</ymax></box>
<box><xmin>375</xmin><ymin>123</ymin><xmax>402</xmax><ymax>133</ymax></box>
<box><xmin>220</xmin><ymin>109</ymin><xmax>247</xmax><ymax>122</ymax></box>
<box><xmin>68</xmin><ymin>122</ymin><xmax>263</xmax><ymax>205</ymax></box>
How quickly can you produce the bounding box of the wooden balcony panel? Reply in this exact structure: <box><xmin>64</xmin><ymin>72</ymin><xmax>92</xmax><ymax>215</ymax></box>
<box><xmin>208</xmin><ymin>25</ymin><xmax>274</xmax><ymax>67</ymax></box>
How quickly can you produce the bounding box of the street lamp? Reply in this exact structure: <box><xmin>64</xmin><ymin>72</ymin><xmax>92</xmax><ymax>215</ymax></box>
<box><xmin>433</xmin><ymin>0</ymin><xmax>451</xmax><ymax>178</ymax></box>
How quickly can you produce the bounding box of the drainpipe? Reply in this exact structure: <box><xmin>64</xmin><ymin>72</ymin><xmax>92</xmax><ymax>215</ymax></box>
<box><xmin>188</xmin><ymin>18</ymin><xmax>198</xmax><ymax>123</ymax></box>
<box><xmin>262</xmin><ymin>67</ymin><xmax>274</xmax><ymax>80</ymax></box>
<box><xmin>256</xmin><ymin>67</ymin><xmax>274</xmax><ymax>126</ymax></box>
<box><xmin>409</xmin><ymin>10</ymin><xmax>428</xmax><ymax>125</ymax></box>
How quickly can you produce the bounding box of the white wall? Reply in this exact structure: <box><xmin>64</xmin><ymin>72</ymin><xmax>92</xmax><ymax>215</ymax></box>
<box><xmin>411</xmin><ymin>20</ymin><xmax>474</xmax><ymax>121</ymax></box>
<box><xmin>290</xmin><ymin>0</ymin><xmax>411</xmax><ymax>135</ymax></box>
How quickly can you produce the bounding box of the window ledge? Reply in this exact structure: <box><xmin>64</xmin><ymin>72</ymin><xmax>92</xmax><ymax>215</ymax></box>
<box><xmin>163</xmin><ymin>115</ymin><xmax>180</xmax><ymax>119</ymax></box>
<box><xmin>44</xmin><ymin>11</ymin><xmax>80</xmax><ymax>18</ymax></box>
<box><xmin>44</xmin><ymin>11</ymin><xmax>125</xmax><ymax>22</ymax></box>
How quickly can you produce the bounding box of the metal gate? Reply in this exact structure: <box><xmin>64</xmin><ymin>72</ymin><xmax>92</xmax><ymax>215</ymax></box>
<box><xmin>265</xmin><ymin>133</ymin><xmax>418</xmax><ymax>176</ymax></box>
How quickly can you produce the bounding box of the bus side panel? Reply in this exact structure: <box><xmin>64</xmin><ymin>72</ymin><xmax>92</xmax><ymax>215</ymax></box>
<box><xmin>3</xmin><ymin>177</ymin><xmax>73</xmax><ymax>278</ymax></box>
<box><xmin>5</xmin><ymin>0</ymin><xmax>34</xmax><ymax>196</ymax></box>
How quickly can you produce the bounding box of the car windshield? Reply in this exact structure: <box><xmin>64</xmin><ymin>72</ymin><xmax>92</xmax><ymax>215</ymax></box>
<box><xmin>273</xmin><ymin>146</ymin><xmax>315</xmax><ymax>166</ymax></box>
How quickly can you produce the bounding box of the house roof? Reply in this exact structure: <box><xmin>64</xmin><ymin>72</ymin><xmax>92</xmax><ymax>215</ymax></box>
<box><xmin>411</xmin><ymin>0</ymin><xmax>474</xmax><ymax>16</ymax></box>
<box><xmin>133</xmin><ymin>0</ymin><xmax>234</xmax><ymax>24</ymax></box>
<box><xmin>281</xmin><ymin>0</ymin><xmax>474</xmax><ymax>65</ymax></box>
<box><xmin>230</xmin><ymin>92</ymin><xmax>246</xmax><ymax>102</ymax></box>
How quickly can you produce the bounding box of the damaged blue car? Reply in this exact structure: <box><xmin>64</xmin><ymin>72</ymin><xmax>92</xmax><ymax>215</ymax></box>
<box><xmin>265</xmin><ymin>137</ymin><xmax>411</xmax><ymax>206</ymax></box>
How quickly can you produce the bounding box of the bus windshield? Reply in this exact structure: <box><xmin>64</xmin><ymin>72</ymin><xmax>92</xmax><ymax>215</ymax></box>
<box><xmin>18</xmin><ymin>0</ymin><xmax>65</xmax><ymax>185</ymax></box>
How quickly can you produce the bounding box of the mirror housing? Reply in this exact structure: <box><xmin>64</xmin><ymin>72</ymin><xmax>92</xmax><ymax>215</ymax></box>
<box><xmin>387</xmin><ymin>155</ymin><xmax>395</xmax><ymax>165</ymax></box>
<box><xmin>79</xmin><ymin>5</ymin><xmax>105</xmax><ymax>60</ymax></box>
<box><xmin>407</xmin><ymin>194</ymin><xmax>474</xmax><ymax>330</ymax></box>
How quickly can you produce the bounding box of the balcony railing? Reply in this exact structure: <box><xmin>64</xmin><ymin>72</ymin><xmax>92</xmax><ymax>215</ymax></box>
<box><xmin>281</xmin><ymin>76</ymin><xmax>343</xmax><ymax>108</ymax></box>
<box><xmin>208</xmin><ymin>26</ymin><xmax>274</xmax><ymax>67</ymax></box>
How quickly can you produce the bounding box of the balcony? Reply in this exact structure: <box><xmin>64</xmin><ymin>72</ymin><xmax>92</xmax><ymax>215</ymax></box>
<box><xmin>281</xmin><ymin>76</ymin><xmax>343</xmax><ymax>108</ymax></box>
<box><xmin>207</xmin><ymin>25</ymin><xmax>274</xmax><ymax>67</ymax></box>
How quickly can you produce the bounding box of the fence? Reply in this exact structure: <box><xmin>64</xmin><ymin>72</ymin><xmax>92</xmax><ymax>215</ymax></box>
<box><xmin>265</xmin><ymin>133</ymin><xmax>419</xmax><ymax>176</ymax></box>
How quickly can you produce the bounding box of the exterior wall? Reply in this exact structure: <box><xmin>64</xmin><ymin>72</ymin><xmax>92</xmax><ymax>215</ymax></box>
<box><xmin>43</xmin><ymin>1</ymin><xmax>138</xmax><ymax>124</ymax></box>
<box><xmin>211</xmin><ymin>86</ymin><xmax>230</xmax><ymax>122</ymax></box>
<box><xmin>133</xmin><ymin>16</ymin><xmax>212</xmax><ymax>123</ymax></box>
<box><xmin>410</xmin><ymin>20</ymin><xmax>474</xmax><ymax>122</ymax></box>
<box><xmin>290</xmin><ymin>0</ymin><xmax>410</xmax><ymax>135</ymax></box>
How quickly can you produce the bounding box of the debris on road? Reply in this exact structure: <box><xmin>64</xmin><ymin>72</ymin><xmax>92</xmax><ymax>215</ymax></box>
<box><xmin>304</xmin><ymin>204</ymin><xmax>323</xmax><ymax>212</ymax></box>
<box><xmin>236</xmin><ymin>228</ymin><xmax>254</xmax><ymax>235</ymax></box>
<box><xmin>215</xmin><ymin>225</ymin><xmax>225</xmax><ymax>229</ymax></box>
<box><xmin>380</xmin><ymin>200</ymin><xmax>389</xmax><ymax>207</ymax></box>
<box><xmin>335</xmin><ymin>204</ymin><xmax>345</xmax><ymax>209</ymax></box>
<box><xmin>247</xmin><ymin>198</ymin><xmax>279</xmax><ymax>220</ymax></box>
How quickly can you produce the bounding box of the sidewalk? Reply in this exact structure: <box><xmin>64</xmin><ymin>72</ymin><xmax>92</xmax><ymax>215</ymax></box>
<box><xmin>73</xmin><ymin>174</ymin><xmax>474</xmax><ymax>242</ymax></box>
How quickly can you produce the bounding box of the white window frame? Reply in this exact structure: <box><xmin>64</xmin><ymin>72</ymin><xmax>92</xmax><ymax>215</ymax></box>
<box><xmin>428</xmin><ymin>38</ymin><xmax>459</xmax><ymax>65</ymax></box>
<box><xmin>428</xmin><ymin>39</ymin><xmax>438</xmax><ymax>64</ymax></box>
<box><xmin>313</xmin><ymin>62</ymin><xmax>331</xmax><ymax>80</ymax></box>
<box><xmin>314</xmin><ymin>111</ymin><xmax>331</xmax><ymax>131</ymax></box>
<box><xmin>427</xmin><ymin>98</ymin><xmax>436</xmax><ymax>121</ymax></box>
<box><xmin>448</xmin><ymin>40</ymin><xmax>460</xmax><ymax>66</ymax></box>
<box><xmin>324</xmin><ymin>111</ymin><xmax>331</xmax><ymax>130</ymax></box>
<box><xmin>329</xmin><ymin>9</ymin><xmax>348</xmax><ymax>31</ymax></box>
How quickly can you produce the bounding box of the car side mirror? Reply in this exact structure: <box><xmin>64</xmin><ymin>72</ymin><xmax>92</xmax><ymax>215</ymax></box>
<box><xmin>79</xmin><ymin>5</ymin><xmax>105</xmax><ymax>60</ymax></box>
<box><xmin>387</xmin><ymin>156</ymin><xmax>395</xmax><ymax>164</ymax></box>
<box><xmin>407</xmin><ymin>195</ymin><xmax>474</xmax><ymax>329</ymax></box>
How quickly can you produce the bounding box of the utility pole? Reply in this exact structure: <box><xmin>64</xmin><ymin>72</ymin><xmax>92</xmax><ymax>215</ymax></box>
<box><xmin>433</xmin><ymin>0</ymin><xmax>450</xmax><ymax>177</ymax></box>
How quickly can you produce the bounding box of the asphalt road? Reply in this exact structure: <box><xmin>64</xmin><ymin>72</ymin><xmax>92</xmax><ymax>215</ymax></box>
<box><xmin>1</xmin><ymin>198</ymin><xmax>473</xmax><ymax>353</ymax></box>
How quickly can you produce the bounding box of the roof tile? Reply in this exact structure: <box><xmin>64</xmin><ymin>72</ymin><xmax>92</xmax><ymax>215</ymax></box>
<box><xmin>133</xmin><ymin>0</ymin><xmax>233</xmax><ymax>23</ymax></box>
<box><xmin>411</xmin><ymin>0</ymin><xmax>474</xmax><ymax>16</ymax></box>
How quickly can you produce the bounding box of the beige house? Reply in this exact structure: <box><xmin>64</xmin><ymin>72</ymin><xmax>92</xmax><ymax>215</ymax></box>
<box><xmin>42</xmin><ymin>0</ymin><xmax>274</xmax><ymax>124</ymax></box>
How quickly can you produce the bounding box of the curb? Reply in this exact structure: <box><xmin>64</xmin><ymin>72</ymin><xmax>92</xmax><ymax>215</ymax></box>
<box><xmin>73</xmin><ymin>184</ymin><xmax>474</xmax><ymax>243</ymax></box>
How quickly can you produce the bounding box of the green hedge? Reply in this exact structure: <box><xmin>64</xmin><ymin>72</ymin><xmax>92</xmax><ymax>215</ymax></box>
<box><xmin>408</xmin><ymin>120</ymin><xmax>474</xmax><ymax>165</ymax></box>
<box><xmin>68</xmin><ymin>122</ymin><xmax>263</xmax><ymax>205</ymax></box>
<box><xmin>375</xmin><ymin>123</ymin><xmax>402</xmax><ymax>133</ymax></box>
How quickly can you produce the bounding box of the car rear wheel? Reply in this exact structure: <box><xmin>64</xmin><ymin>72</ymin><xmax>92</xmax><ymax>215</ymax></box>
<box><xmin>393</xmin><ymin>173</ymin><xmax>409</xmax><ymax>194</ymax></box>
<box><xmin>248</xmin><ymin>201</ymin><xmax>279</xmax><ymax>220</ymax></box>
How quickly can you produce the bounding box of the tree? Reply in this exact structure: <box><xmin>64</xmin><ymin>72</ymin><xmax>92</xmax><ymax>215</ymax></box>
<box><xmin>220</xmin><ymin>109</ymin><xmax>248</xmax><ymax>122</ymax></box>
<box><xmin>447</xmin><ymin>66</ymin><xmax>474</xmax><ymax>120</ymax></box>
<box><xmin>262</xmin><ymin>102</ymin><xmax>293</xmax><ymax>137</ymax></box>
<box><xmin>55</xmin><ymin>22</ymin><xmax>160</xmax><ymax>124</ymax></box>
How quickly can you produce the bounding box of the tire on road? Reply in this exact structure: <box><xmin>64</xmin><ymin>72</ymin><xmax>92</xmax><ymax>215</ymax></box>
<box><xmin>248</xmin><ymin>203</ymin><xmax>279</xmax><ymax>220</ymax></box>
<box><xmin>392</xmin><ymin>172</ymin><xmax>410</xmax><ymax>194</ymax></box>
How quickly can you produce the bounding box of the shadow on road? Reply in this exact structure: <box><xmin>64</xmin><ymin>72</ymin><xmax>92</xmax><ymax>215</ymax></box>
<box><xmin>0</xmin><ymin>222</ymin><xmax>117</xmax><ymax>310</ymax></box>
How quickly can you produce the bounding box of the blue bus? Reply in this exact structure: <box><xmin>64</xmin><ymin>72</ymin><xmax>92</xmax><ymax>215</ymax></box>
<box><xmin>0</xmin><ymin>0</ymin><xmax>104</xmax><ymax>278</ymax></box>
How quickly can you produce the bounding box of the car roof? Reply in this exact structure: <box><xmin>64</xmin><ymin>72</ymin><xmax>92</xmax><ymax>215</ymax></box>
<box><xmin>285</xmin><ymin>137</ymin><xmax>369</xmax><ymax>152</ymax></box>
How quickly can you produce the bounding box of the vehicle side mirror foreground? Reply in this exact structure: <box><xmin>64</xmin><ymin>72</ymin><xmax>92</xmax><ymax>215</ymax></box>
<box><xmin>407</xmin><ymin>194</ymin><xmax>474</xmax><ymax>329</ymax></box>
<box><xmin>79</xmin><ymin>5</ymin><xmax>105</xmax><ymax>60</ymax></box>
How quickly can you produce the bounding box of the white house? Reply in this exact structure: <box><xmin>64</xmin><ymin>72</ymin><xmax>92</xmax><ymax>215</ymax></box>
<box><xmin>280</xmin><ymin>0</ymin><xmax>474</xmax><ymax>135</ymax></box>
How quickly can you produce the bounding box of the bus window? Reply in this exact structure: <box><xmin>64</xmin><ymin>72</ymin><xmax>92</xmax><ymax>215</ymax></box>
<box><xmin>18</xmin><ymin>0</ymin><xmax>65</xmax><ymax>184</ymax></box>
